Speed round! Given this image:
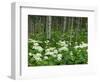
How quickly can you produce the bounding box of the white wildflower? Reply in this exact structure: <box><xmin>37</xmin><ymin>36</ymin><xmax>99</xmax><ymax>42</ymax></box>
<box><xmin>44</xmin><ymin>56</ymin><xmax>48</xmax><ymax>60</ymax></box>
<box><xmin>32</xmin><ymin>46</ymin><xmax>43</xmax><ymax>52</ymax></box>
<box><xmin>45</xmin><ymin>47</ymin><xmax>57</xmax><ymax>53</ymax></box>
<box><xmin>36</xmin><ymin>53</ymin><xmax>42</xmax><ymax>57</ymax></box>
<box><xmin>33</xmin><ymin>53</ymin><xmax>42</xmax><ymax>61</ymax></box>
<box><xmin>57</xmin><ymin>40</ymin><xmax>68</xmax><ymax>47</ymax></box>
<box><xmin>29</xmin><ymin>52</ymin><xmax>33</xmax><ymax>56</ymax></box>
<box><xmin>34</xmin><ymin>43</ymin><xmax>39</xmax><ymax>46</ymax></box>
<box><xmin>54</xmin><ymin>50</ymin><xmax>58</xmax><ymax>54</ymax></box>
<box><xmin>82</xmin><ymin>43</ymin><xmax>87</xmax><ymax>47</ymax></box>
<box><xmin>57</xmin><ymin>57</ymin><xmax>62</xmax><ymax>61</ymax></box>
<box><xmin>52</xmin><ymin>54</ymin><xmax>57</xmax><ymax>57</ymax></box>
<box><xmin>74</xmin><ymin>42</ymin><xmax>88</xmax><ymax>49</ymax></box>
<box><xmin>45</xmin><ymin>49</ymin><xmax>50</xmax><ymax>52</ymax></box>
<box><xmin>29</xmin><ymin>39</ymin><xmax>38</xmax><ymax>43</ymax></box>
<box><xmin>58</xmin><ymin>46</ymin><xmax>68</xmax><ymax>52</ymax></box>
<box><xmin>45</xmin><ymin>51</ymin><xmax>54</xmax><ymax>56</ymax></box>
<box><xmin>44</xmin><ymin>40</ymin><xmax>49</xmax><ymax>44</ymax></box>
<box><xmin>74</xmin><ymin>45</ymin><xmax>80</xmax><ymax>49</ymax></box>
<box><xmin>87</xmin><ymin>49</ymin><xmax>88</xmax><ymax>52</ymax></box>
<box><xmin>34</xmin><ymin>57</ymin><xmax>42</xmax><ymax>61</ymax></box>
<box><xmin>33</xmin><ymin>53</ymin><xmax>42</xmax><ymax>58</ymax></box>
<box><xmin>79</xmin><ymin>43</ymin><xmax>87</xmax><ymax>48</ymax></box>
<box><xmin>81</xmin><ymin>42</ymin><xmax>88</xmax><ymax>47</ymax></box>
<box><xmin>57</xmin><ymin>54</ymin><xmax>62</xmax><ymax>61</ymax></box>
<box><xmin>45</xmin><ymin>48</ymin><xmax>58</xmax><ymax>57</ymax></box>
<box><xmin>45</xmin><ymin>47</ymin><xmax>55</xmax><ymax>52</ymax></box>
<box><xmin>79</xmin><ymin>45</ymin><xmax>84</xmax><ymax>48</ymax></box>
<box><xmin>81</xmin><ymin>41</ymin><xmax>84</xmax><ymax>44</ymax></box>
<box><xmin>57</xmin><ymin>54</ymin><xmax>62</xmax><ymax>58</ymax></box>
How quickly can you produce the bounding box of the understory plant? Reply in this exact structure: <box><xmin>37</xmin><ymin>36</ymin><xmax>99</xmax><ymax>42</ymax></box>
<box><xmin>28</xmin><ymin>31</ymin><xmax>88</xmax><ymax>66</ymax></box>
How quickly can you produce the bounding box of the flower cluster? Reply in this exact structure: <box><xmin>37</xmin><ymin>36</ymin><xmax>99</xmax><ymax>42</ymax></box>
<box><xmin>57</xmin><ymin>40</ymin><xmax>68</xmax><ymax>47</ymax></box>
<box><xmin>45</xmin><ymin>47</ymin><xmax>58</xmax><ymax>57</ymax></box>
<box><xmin>74</xmin><ymin>42</ymin><xmax>87</xmax><ymax>49</ymax></box>
<box><xmin>57</xmin><ymin>40</ymin><xmax>69</xmax><ymax>52</ymax></box>
<box><xmin>29</xmin><ymin>53</ymin><xmax>42</xmax><ymax>61</ymax></box>
<box><xmin>30</xmin><ymin>39</ymin><xmax>43</xmax><ymax>52</ymax></box>
<box><xmin>57</xmin><ymin>54</ymin><xmax>62</xmax><ymax>61</ymax></box>
<box><xmin>44</xmin><ymin>47</ymin><xmax>63</xmax><ymax>61</ymax></box>
<box><xmin>28</xmin><ymin>39</ymin><xmax>88</xmax><ymax>66</ymax></box>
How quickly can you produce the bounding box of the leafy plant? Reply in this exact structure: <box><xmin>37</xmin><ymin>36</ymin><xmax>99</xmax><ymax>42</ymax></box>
<box><xmin>28</xmin><ymin>31</ymin><xmax>88</xmax><ymax>66</ymax></box>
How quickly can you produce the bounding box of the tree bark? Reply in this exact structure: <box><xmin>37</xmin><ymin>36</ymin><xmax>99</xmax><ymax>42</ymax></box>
<box><xmin>76</xmin><ymin>18</ymin><xmax>80</xmax><ymax>41</ymax></box>
<box><xmin>28</xmin><ymin>16</ymin><xmax>33</xmax><ymax>35</ymax></box>
<box><xmin>70</xmin><ymin>17</ymin><xmax>74</xmax><ymax>42</ymax></box>
<box><xmin>46</xmin><ymin>16</ymin><xmax>52</xmax><ymax>39</ymax></box>
<box><xmin>63</xmin><ymin>17</ymin><xmax>66</xmax><ymax>32</ymax></box>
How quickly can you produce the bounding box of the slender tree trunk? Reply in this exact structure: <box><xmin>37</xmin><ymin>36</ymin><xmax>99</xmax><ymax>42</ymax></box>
<box><xmin>76</xmin><ymin>18</ymin><xmax>80</xmax><ymax>41</ymax></box>
<box><xmin>70</xmin><ymin>17</ymin><xmax>74</xmax><ymax>42</ymax></box>
<box><xmin>48</xmin><ymin>16</ymin><xmax>52</xmax><ymax>39</ymax></box>
<box><xmin>63</xmin><ymin>17</ymin><xmax>66</xmax><ymax>32</ymax></box>
<box><xmin>68</xmin><ymin>17</ymin><xmax>71</xmax><ymax>32</ymax></box>
<box><xmin>28</xmin><ymin>16</ymin><xmax>33</xmax><ymax>35</ymax></box>
<box><xmin>33</xmin><ymin>18</ymin><xmax>35</xmax><ymax>34</ymax></box>
<box><xmin>46</xmin><ymin>16</ymin><xmax>52</xmax><ymax>39</ymax></box>
<box><xmin>38</xmin><ymin>17</ymin><xmax>41</xmax><ymax>33</ymax></box>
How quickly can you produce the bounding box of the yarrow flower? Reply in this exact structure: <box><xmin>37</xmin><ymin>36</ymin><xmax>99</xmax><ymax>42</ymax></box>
<box><xmin>45</xmin><ymin>51</ymin><xmax>57</xmax><ymax>57</ymax></box>
<box><xmin>34</xmin><ymin>43</ymin><xmax>39</xmax><ymax>46</ymax></box>
<box><xmin>86</xmin><ymin>49</ymin><xmax>88</xmax><ymax>52</ymax></box>
<box><xmin>32</xmin><ymin>45</ymin><xmax>43</xmax><ymax>52</ymax></box>
<box><xmin>29</xmin><ymin>52</ymin><xmax>33</xmax><ymax>56</ymax></box>
<box><xmin>34</xmin><ymin>57</ymin><xmax>42</xmax><ymax>61</ymax></box>
<box><xmin>58</xmin><ymin>46</ymin><xmax>68</xmax><ymax>52</ymax></box>
<box><xmin>33</xmin><ymin>53</ymin><xmax>42</xmax><ymax>61</ymax></box>
<box><xmin>74</xmin><ymin>46</ymin><xmax>80</xmax><ymax>49</ymax></box>
<box><xmin>57</xmin><ymin>54</ymin><xmax>62</xmax><ymax>58</ymax></box>
<box><xmin>81</xmin><ymin>42</ymin><xmax>87</xmax><ymax>47</ymax></box>
<box><xmin>36</xmin><ymin>53</ymin><xmax>42</xmax><ymax>57</ymax></box>
<box><xmin>28</xmin><ymin>39</ymin><xmax>38</xmax><ymax>43</ymax></box>
<box><xmin>57</xmin><ymin>57</ymin><xmax>62</xmax><ymax>61</ymax></box>
<box><xmin>28</xmin><ymin>38</ymin><xmax>88</xmax><ymax>65</ymax></box>
<box><xmin>45</xmin><ymin>47</ymin><xmax>58</xmax><ymax>57</ymax></box>
<box><xmin>74</xmin><ymin>42</ymin><xmax>87</xmax><ymax>49</ymax></box>
<box><xmin>57</xmin><ymin>54</ymin><xmax>62</xmax><ymax>61</ymax></box>
<box><xmin>57</xmin><ymin>40</ymin><xmax>68</xmax><ymax>47</ymax></box>
<box><xmin>44</xmin><ymin>40</ymin><xmax>49</xmax><ymax>44</ymax></box>
<box><xmin>45</xmin><ymin>47</ymin><xmax>56</xmax><ymax>52</ymax></box>
<box><xmin>44</xmin><ymin>56</ymin><xmax>48</xmax><ymax>60</ymax></box>
<box><xmin>45</xmin><ymin>52</ymin><xmax>54</xmax><ymax>56</ymax></box>
<box><xmin>53</xmin><ymin>50</ymin><xmax>58</xmax><ymax>54</ymax></box>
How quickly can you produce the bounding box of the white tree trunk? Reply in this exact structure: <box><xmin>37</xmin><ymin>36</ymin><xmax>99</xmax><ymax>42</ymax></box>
<box><xmin>46</xmin><ymin>16</ymin><xmax>51</xmax><ymax>39</ymax></box>
<box><xmin>70</xmin><ymin>17</ymin><xmax>74</xmax><ymax>42</ymax></box>
<box><xmin>68</xmin><ymin>17</ymin><xmax>71</xmax><ymax>32</ymax></box>
<box><xmin>76</xmin><ymin>18</ymin><xmax>80</xmax><ymax>41</ymax></box>
<box><xmin>63</xmin><ymin>17</ymin><xmax>66</xmax><ymax>32</ymax></box>
<box><xmin>28</xmin><ymin>16</ymin><xmax>33</xmax><ymax>34</ymax></box>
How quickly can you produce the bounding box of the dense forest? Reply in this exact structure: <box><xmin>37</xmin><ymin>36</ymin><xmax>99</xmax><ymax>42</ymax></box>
<box><xmin>28</xmin><ymin>15</ymin><xmax>88</xmax><ymax>66</ymax></box>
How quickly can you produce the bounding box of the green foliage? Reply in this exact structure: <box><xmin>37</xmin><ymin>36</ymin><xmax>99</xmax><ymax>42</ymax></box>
<box><xmin>28</xmin><ymin>30</ymin><xmax>88</xmax><ymax>66</ymax></box>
